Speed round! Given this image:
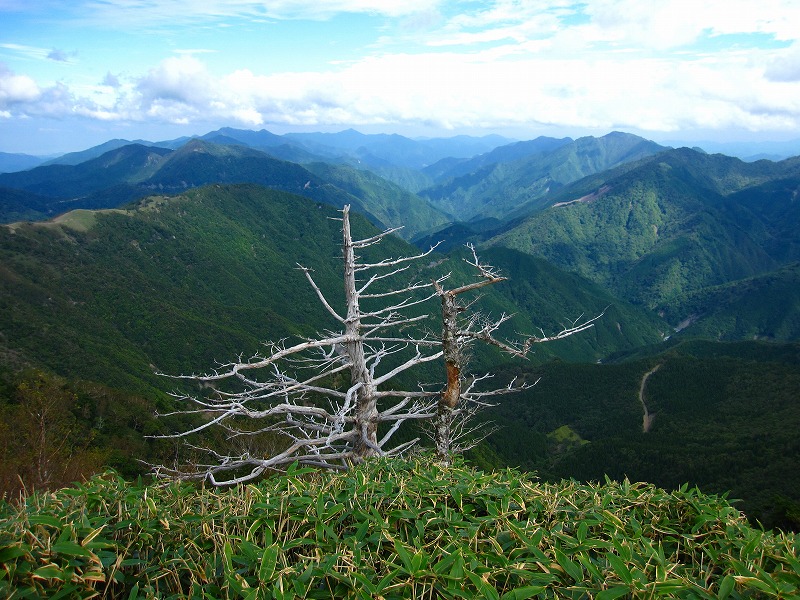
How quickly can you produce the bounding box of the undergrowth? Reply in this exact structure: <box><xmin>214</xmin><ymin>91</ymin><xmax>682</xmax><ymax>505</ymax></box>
<box><xmin>1</xmin><ymin>458</ymin><xmax>798</xmax><ymax>598</ymax></box>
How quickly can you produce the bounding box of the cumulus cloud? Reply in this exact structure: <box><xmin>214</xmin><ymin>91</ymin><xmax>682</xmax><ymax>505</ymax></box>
<box><xmin>4</xmin><ymin>45</ymin><xmax>800</xmax><ymax>137</ymax></box>
<box><xmin>0</xmin><ymin>62</ymin><xmax>41</xmax><ymax>108</ymax></box>
<box><xmin>4</xmin><ymin>1</ymin><xmax>800</xmax><ymax>139</ymax></box>
<box><xmin>122</xmin><ymin>49</ymin><xmax>797</xmax><ymax>135</ymax></box>
<box><xmin>137</xmin><ymin>55</ymin><xmax>215</xmax><ymax>107</ymax></box>
<box><xmin>102</xmin><ymin>72</ymin><xmax>121</xmax><ymax>88</ymax></box>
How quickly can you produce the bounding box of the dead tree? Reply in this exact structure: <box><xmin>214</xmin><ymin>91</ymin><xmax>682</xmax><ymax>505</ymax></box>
<box><xmin>432</xmin><ymin>245</ymin><xmax>604</xmax><ymax>464</ymax></box>
<box><xmin>152</xmin><ymin>205</ymin><xmax>444</xmax><ymax>485</ymax></box>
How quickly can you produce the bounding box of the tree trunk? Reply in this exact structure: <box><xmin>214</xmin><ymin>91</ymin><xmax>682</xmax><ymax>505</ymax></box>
<box><xmin>436</xmin><ymin>291</ymin><xmax>461</xmax><ymax>463</ymax></box>
<box><xmin>342</xmin><ymin>206</ymin><xmax>379</xmax><ymax>459</ymax></box>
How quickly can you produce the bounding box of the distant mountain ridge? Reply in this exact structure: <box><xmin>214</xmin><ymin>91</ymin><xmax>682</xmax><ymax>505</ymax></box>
<box><xmin>0</xmin><ymin>152</ymin><xmax>46</xmax><ymax>173</ymax></box>
<box><xmin>0</xmin><ymin>184</ymin><xmax>662</xmax><ymax>393</ymax></box>
<box><xmin>0</xmin><ymin>139</ymin><xmax>450</xmax><ymax>239</ymax></box>
<box><xmin>3</xmin><ymin>126</ymin><xmax>800</xmax><ymax>343</ymax></box>
<box><xmin>484</xmin><ymin>146</ymin><xmax>800</xmax><ymax>336</ymax></box>
<box><xmin>418</xmin><ymin>131</ymin><xmax>666</xmax><ymax>221</ymax></box>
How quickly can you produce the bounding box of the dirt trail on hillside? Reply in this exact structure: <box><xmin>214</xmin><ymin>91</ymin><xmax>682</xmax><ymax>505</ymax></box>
<box><xmin>639</xmin><ymin>364</ymin><xmax>661</xmax><ymax>433</ymax></box>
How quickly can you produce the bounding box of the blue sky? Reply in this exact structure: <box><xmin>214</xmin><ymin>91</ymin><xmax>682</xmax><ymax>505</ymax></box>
<box><xmin>1</xmin><ymin>0</ymin><xmax>800</xmax><ymax>154</ymax></box>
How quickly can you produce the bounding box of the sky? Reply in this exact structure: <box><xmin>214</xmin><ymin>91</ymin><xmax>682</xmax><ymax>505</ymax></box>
<box><xmin>1</xmin><ymin>0</ymin><xmax>800</xmax><ymax>155</ymax></box>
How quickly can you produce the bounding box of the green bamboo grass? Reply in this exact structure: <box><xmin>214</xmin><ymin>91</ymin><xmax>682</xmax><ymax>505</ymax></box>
<box><xmin>1</xmin><ymin>458</ymin><xmax>798</xmax><ymax>598</ymax></box>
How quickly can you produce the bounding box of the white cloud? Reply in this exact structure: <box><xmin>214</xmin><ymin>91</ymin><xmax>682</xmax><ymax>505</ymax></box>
<box><xmin>418</xmin><ymin>0</ymin><xmax>800</xmax><ymax>54</ymax></box>
<box><xmin>102</xmin><ymin>72</ymin><xmax>121</xmax><ymax>88</ymax></box>
<box><xmin>136</xmin><ymin>55</ymin><xmax>215</xmax><ymax>106</ymax></box>
<box><xmin>5</xmin><ymin>45</ymin><xmax>800</xmax><ymax>137</ymax></box>
<box><xmin>0</xmin><ymin>42</ymin><xmax>52</xmax><ymax>61</ymax></box>
<box><xmin>0</xmin><ymin>62</ymin><xmax>41</xmax><ymax>107</ymax></box>
<box><xmin>766</xmin><ymin>43</ymin><xmax>800</xmax><ymax>82</ymax></box>
<box><xmin>3</xmin><ymin>1</ymin><xmax>800</xmax><ymax>142</ymax></box>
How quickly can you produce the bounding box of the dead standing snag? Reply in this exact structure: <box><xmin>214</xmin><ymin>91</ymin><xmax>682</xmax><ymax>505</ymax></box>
<box><xmin>152</xmin><ymin>209</ymin><xmax>601</xmax><ymax>481</ymax></box>
<box><xmin>432</xmin><ymin>244</ymin><xmax>604</xmax><ymax>464</ymax></box>
<box><xmin>152</xmin><ymin>205</ymin><xmax>444</xmax><ymax>484</ymax></box>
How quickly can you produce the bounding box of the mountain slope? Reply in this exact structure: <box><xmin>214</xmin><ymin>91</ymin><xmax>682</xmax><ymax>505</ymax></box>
<box><xmin>0</xmin><ymin>187</ymin><xmax>57</xmax><ymax>222</ymax></box>
<box><xmin>301</xmin><ymin>162</ymin><xmax>450</xmax><ymax>239</ymax></box>
<box><xmin>487</xmin><ymin>148</ymin><xmax>800</xmax><ymax>316</ymax></box>
<box><xmin>41</xmin><ymin>138</ymin><xmax>170</xmax><ymax>166</ymax></box>
<box><xmin>0</xmin><ymin>152</ymin><xmax>45</xmax><ymax>173</ymax></box>
<box><xmin>0</xmin><ymin>140</ymin><xmax>443</xmax><ymax>238</ymax></box>
<box><xmin>463</xmin><ymin>246</ymin><xmax>668</xmax><ymax>363</ymax></box>
<box><xmin>284</xmin><ymin>129</ymin><xmax>513</xmax><ymax>169</ymax></box>
<box><xmin>419</xmin><ymin>132</ymin><xmax>665</xmax><ymax>221</ymax></box>
<box><xmin>0</xmin><ymin>184</ymin><xmax>665</xmax><ymax>395</ymax></box>
<box><xmin>661</xmin><ymin>262</ymin><xmax>800</xmax><ymax>340</ymax></box>
<box><xmin>0</xmin><ymin>186</ymin><xmax>350</xmax><ymax>393</ymax></box>
<box><xmin>477</xmin><ymin>339</ymin><xmax>800</xmax><ymax>530</ymax></box>
<box><xmin>0</xmin><ymin>144</ymin><xmax>172</xmax><ymax>198</ymax></box>
<box><xmin>421</xmin><ymin>135</ymin><xmax>572</xmax><ymax>182</ymax></box>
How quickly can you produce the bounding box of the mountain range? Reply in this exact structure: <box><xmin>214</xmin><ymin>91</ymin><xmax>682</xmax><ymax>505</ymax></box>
<box><xmin>3</xmin><ymin>126</ymin><xmax>799</xmax><ymax>372</ymax></box>
<box><xmin>1</xmin><ymin>126</ymin><xmax>799</xmax><ymax>529</ymax></box>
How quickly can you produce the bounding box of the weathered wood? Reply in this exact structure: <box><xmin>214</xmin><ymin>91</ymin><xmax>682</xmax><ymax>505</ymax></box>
<box><xmin>152</xmin><ymin>205</ymin><xmax>444</xmax><ymax>483</ymax></box>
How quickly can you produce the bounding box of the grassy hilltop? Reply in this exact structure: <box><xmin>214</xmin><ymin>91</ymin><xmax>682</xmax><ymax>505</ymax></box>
<box><xmin>1</xmin><ymin>459</ymin><xmax>798</xmax><ymax>599</ymax></box>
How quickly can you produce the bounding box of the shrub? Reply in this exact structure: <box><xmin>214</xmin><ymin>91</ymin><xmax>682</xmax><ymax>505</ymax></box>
<box><xmin>1</xmin><ymin>459</ymin><xmax>798</xmax><ymax>598</ymax></box>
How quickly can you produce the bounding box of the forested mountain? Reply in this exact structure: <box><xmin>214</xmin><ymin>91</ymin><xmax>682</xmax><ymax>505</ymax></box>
<box><xmin>0</xmin><ymin>144</ymin><xmax>173</xmax><ymax>201</ymax></box>
<box><xmin>40</xmin><ymin>138</ymin><xmax>171</xmax><ymax>166</ymax></box>
<box><xmin>485</xmin><ymin>147</ymin><xmax>800</xmax><ymax>337</ymax></box>
<box><xmin>0</xmin><ymin>140</ymin><xmax>449</xmax><ymax>238</ymax></box>
<box><xmin>0</xmin><ymin>184</ymin><xmax>658</xmax><ymax>395</ymax></box>
<box><xmin>417</xmin><ymin>131</ymin><xmax>665</xmax><ymax>221</ymax></box>
<box><xmin>421</xmin><ymin>136</ymin><xmax>572</xmax><ymax>183</ymax></box>
<box><xmin>0</xmin><ymin>151</ymin><xmax>45</xmax><ymax>173</ymax></box>
<box><xmin>0</xmin><ymin>187</ymin><xmax>58</xmax><ymax>223</ymax></box>
<box><xmin>284</xmin><ymin>129</ymin><xmax>513</xmax><ymax>169</ymax></box>
<box><xmin>475</xmin><ymin>339</ymin><xmax>800</xmax><ymax>530</ymax></box>
<box><xmin>0</xmin><ymin>183</ymin><xmax>668</xmax><ymax>495</ymax></box>
<box><xmin>660</xmin><ymin>263</ymin><xmax>800</xmax><ymax>340</ymax></box>
<box><xmin>2</xmin><ymin>127</ymin><xmax>800</xmax><ymax>532</ymax></box>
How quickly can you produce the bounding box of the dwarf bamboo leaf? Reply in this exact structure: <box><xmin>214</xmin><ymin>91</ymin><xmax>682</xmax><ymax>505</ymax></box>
<box><xmin>32</xmin><ymin>564</ymin><xmax>64</xmax><ymax>580</ymax></box>
<box><xmin>51</xmin><ymin>541</ymin><xmax>95</xmax><ymax>559</ymax></box>
<box><xmin>605</xmin><ymin>552</ymin><xmax>633</xmax><ymax>585</ymax></box>
<box><xmin>595</xmin><ymin>585</ymin><xmax>630</xmax><ymax>600</ymax></box>
<box><xmin>499</xmin><ymin>585</ymin><xmax>546</xmax><ymax>600</ymax></box>
<box><xmin>553</xmin><ymin>546</ymin><xmax>583</xmax><ymax>582</ymax></box>
<box><xmin>258</xmin><ymin>544</ymin><xmax>279</xmax><ymax>582</ymax></box>
<box><xmin>466</xmin><ymin>570</ymin><xmax>500</xmax><ymax>600</ymax></box>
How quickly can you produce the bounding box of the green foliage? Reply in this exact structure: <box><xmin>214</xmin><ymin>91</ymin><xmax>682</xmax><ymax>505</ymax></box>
<box><xmin>0</xmin><ymin>185</ymin><xmax>350</xmax><ymax>393</ymax></box>
<box><xmin>0</xmin><ymin>184</ymin><xmax>663</xmax><ymax>397</ymax></box>
<box><xmin>489</xmin><ymin>161</ymin><xmax>773</xmax><ymax>309</ymax></box>
<box><xmin>420</xmin><ymin>132</ymin><xmax>664</xmax><ymax>222</ymax></box>
<box><xmin>476</xmin><ymin>341</ymin><xmax>800</xmax><ymax>531</ymax></box>
<box><xmin>0</xmin><ymin>187</ymin><xmax>56</xmax><ymax>222</ymax></box>
<box><xmin>472</xmin><ymin>246</ymin><xmax>668</xmax><ymax>362</ymax></box>
<box><xmin>303</xmin><ymin>162</ymin><xmax>449</xmax><ymax>239</ymax></box>
<box><xmin>663</xmin><ymin>263</ymin><xmax>800</xmax><ymax>341</ymax></box>
<box><xmin>486</xmin><ymin>147</ymin><xmax>800</xmax><ymax>333</ymax></box>
<box><xmin>0</xmin><ymin>369</ymin><xmax>194</xmax><ymax>497</ymax></box>
<box><xmin>1</xmin><ymin>459</ymin><xmax>798</xmax><ymax>598</ymax></box>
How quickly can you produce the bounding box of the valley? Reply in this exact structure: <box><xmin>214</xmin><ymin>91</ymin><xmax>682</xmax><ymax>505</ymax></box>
<box><xmin>1</xmin><ymin>127</ymin><xmax>799</xmax><ymax>531</ymax></box>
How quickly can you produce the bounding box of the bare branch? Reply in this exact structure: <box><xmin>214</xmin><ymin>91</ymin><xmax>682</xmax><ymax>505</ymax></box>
<box><xmin>152</xmin><ymin>203</ymin><xmax>444</xmax><ymax>482</ymax></box>
<box><xmin>297</xmin><ymin>264</ymin><xmax>345</xmax><ymax>323</ymax></box>
<box><xmin>431</xmin><ymin>244</ymin><xmax>601</xmax><ymax>464</ymax></box>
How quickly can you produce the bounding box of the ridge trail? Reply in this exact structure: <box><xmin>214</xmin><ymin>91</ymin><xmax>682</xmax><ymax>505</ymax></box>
<box><xmin>639</xmin><ymin>364</ymin><xmax>661</xmax><ymax>433</ymax></box>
